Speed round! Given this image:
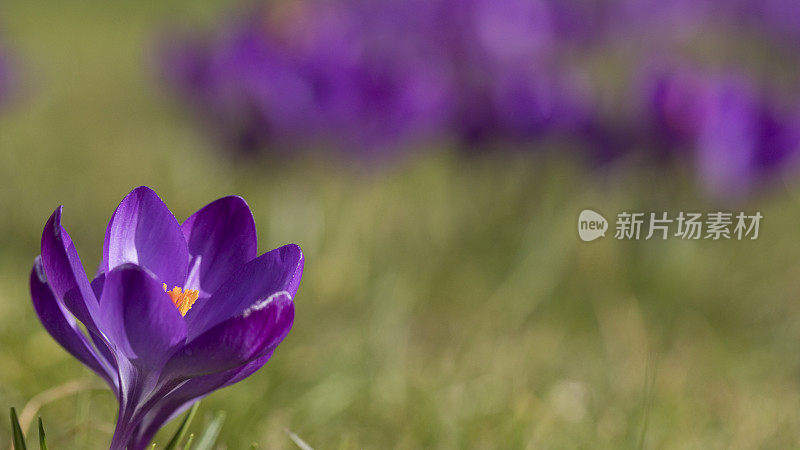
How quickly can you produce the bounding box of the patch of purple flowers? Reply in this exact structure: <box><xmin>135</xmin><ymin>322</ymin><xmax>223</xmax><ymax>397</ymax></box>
<box><xmin>159</xmin><ymin>0</ymin><xmax>800</xmax><ymax>198</ymax></box>
<box><xmin>159</xmin><ymin>0</ymin><xmax>600</xmax><ymax>160</ymax></box>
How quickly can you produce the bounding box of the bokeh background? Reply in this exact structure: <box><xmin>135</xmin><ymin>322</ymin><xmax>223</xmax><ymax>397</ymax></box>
<box><xmin>3</xmin><ymin>0</ymin><xmax>800</xmax><ymax>448</ymax></box>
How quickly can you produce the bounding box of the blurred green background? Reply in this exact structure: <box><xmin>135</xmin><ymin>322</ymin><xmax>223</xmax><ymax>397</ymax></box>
<box><xmin>3</xmin><ymin>1</ymin><xmax>800</xmax><ymax>449</ymax></box>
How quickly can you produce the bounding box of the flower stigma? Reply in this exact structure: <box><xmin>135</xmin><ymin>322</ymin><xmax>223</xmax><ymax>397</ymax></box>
<box><xmin>163</xmin><ymin>283</ymin><xmax>199</xmax><ymax>316</ymax></box>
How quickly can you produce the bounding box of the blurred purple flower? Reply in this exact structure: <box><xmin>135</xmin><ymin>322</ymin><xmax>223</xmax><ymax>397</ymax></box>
<box><xmin>161</xmin><ymin>1</ymin><xmax>453</xmax><ymax>159</ymax></box>
<box><xmin>646</xmin><ymin>68</ymin><xmax>800</xmax><ymax>198</ymax></box>
<box><xmin>426</xmin><ymin>0</ymin><xmax>605</xmax><ymax>153</ymax></box>
<box><xmin>697</xmin><ymin>78</ymin><xmax>800</xmax><ymax>198</ymax></box>
<box><xmin>31</xmin><ymin>186</ymin><xmax>303</xmax><ymax>449</ymax></box>
<box><xmin>455</xmin><ymin>64</ymin><xmax>597</xmax><ymax>148</ymax></box>
<box><xmin>647</xmin><ymin>67</ymin><xmax>710</xmax><ymax>149</ymax></box>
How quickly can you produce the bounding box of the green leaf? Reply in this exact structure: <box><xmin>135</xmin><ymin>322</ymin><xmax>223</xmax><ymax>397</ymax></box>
<box><xmin>247</xmin><ymin>443</ymin><xmax>258</xmax><ymax>450</ymax></box>
<box><xmin>192</xmin><ymin>412</ymin><xmax>225</xmax><ymax>450</ymax></box>
<box><xmin>182</xmin><ymin>433</ymin><xmax>194</xmax><ymax>450</ymax></box>
<box><xmin>9</xmin><ymin>407</ymin><xmax>27</xmax><ymax>450</ymax></box>
<box><xmin>37</xmin><ymin>417</ymin><xmax>47</xmax><ymax>450</ymax></box>
<box><xmin>163</xmin><ymin>402</ymin><xmax>200</xmax><ymax>450</ymax></box>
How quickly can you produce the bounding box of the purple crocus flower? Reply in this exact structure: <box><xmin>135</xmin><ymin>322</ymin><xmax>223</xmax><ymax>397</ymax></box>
<box><xmin>30</xmin><ymin>186</ymin><xmax>303</xmax><ymax>449</ymax></box>
<box><xmin>645</xmin><ymin>67</ymin><xmax>800</xmax><ymax>198</ymax></box>
<box><xmin>422</xmin><ymin>0</ymin><xmax>603</xmax><ymax>152</ymax></box>
<box><xmin>695</xmin><ymin>77</ymin><xmax>800</xmax><ymax>199</ymax></box>
<box><xmin>646</xmin><ymin>67</ymin><xmax>710</xmax><ymax>151</ymax></box>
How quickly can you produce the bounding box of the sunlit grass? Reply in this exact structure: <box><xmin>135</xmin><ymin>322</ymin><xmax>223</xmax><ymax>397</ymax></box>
<box><xmin>3</xmin><ymin>1</ymin><xmax>800</xmax><ymax>448</ymax></box>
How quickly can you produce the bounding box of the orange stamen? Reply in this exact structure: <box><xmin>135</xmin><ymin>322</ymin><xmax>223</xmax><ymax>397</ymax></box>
<box><xmin>162</xmin><ymin>283</ymin><xmax>199</xmax><ymax>317</ymax></box>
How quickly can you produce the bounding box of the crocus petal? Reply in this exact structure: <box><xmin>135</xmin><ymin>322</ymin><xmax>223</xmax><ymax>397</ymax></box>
<box><xmin>99</xmin><ymin>264</ymin><xmax>188</xmax><ymax>370</ymax></box>
<box><xmin>181</xmin><ymin>196</ymin><xmax>258</xmax><ymax>297</ymax></box>
<box><xmin>131</xmin><ymin>352</ymin><xmax>273</xmax><ymax>449</ymax></box>
<box><xmin>185</xmin><ymin>244</ymin><xmax>303</xmax><ymax>337</ymax></box>
<box><xmin>40</xmin><ymin>206</ymin><xmax>101</xmax><ymax>333</ymax></box>
<box><xmin>30</xmin><ymin>256</ymin><xmax>115</xmax><ymax>387</ymax></box>
<box><xmin>91</xmin><ymin>273</ymin><xmax>105</xmax><ymax>299</ymax></box>
<box><xmin>85</xmin><ymin>273</ymin><xmax>120</xmax><ymax>376</ymax></box>
<box><xmin>100</xmin><ymin>186</ymin><xmax>189</xmax><ymax>289</ymax></box>
<box><xmin>165</xmin><ymin>291</ymin><xmax>293</xmax><ymax>378</ymax></box>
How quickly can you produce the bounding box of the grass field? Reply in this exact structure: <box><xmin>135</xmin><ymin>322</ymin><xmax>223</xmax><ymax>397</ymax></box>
<box><xmin>3</xmin><ymin>1</ymin><xmax>800</xmax><ymax>449</ymax></box>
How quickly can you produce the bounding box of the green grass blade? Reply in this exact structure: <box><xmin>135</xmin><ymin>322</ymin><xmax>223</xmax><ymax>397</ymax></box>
<box><xmin>182</xmin><ymin>433</ymin><xmax>194</xmax><ymax>450</ymax></box>
<box><xmin>163</xmin><ymin>402</ymin><xmax>200</xmax><ymax>450</ymax></box>
<box><xmin>286</xmin><ymin>429</ymin><xmax>314</xmax><ymax>450</ymax></box>
<box><xmin>192</xmin><ymin>412</ymin><xmax>225</xmax><ymax>450</ymax></box>
<box><xmin>37</xmin><ymin>417</ymin><xmax>47</xmax><ymax>450</ymax></box>
<box><xmin>637</xmin><ymin>354</ymin><xmax>657</xmax><ymax>450</ymax></box>
<box><xmin>9</xmin><ymin>407</ymin><xmax>27</xmax><ymax>450</ymax></box>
